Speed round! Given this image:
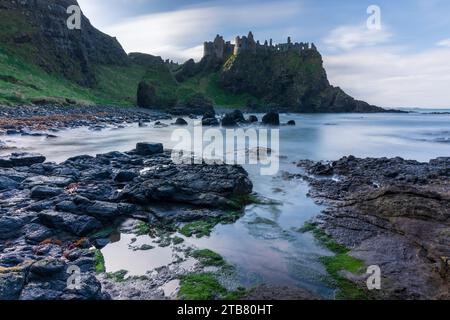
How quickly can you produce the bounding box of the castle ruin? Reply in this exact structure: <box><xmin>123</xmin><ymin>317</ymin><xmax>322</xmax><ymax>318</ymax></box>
<box><xmin>203</xmin><ymin>31</ymin><xmax>317</xmax><ymax>60</ymax></box>
<box><xmin>203</xmin><ymin>34</ymin><xmax>235</xmax><ymax>60</ymax></box>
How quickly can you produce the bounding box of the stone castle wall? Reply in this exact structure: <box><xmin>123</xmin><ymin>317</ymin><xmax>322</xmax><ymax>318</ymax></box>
<box><xmin>203</xmin><ymin>32</ymin><xmax>317</xmax><ymax>59</ymax></box>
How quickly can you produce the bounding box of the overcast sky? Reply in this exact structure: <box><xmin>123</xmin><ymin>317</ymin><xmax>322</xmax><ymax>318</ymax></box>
<box><xmin>77</xmin><ymin>0</ymin><xmax>450</xmax><ymax>108</ymax></box>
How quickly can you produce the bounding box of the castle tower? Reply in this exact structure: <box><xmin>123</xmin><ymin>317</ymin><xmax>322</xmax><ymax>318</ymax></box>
<box><xmin>247</xmin><ymin>31</ymin><xmax>257</xmax><ymax>53</ymax></box>
<box><xmin>248</xmin><ymin>31</ymin><xmax>254</xmax><ymax>42</ymax></box>
<box><xmin>213</xmin><ymin>34</ymin><xmax>225</xmax><ymax>59</ymax></box>
<box><xmin>234</xmin><ymin>36</ymin><xmax>242</xmax><ymax>55</ymax></box>
<box><xmin>203</xmin><ymin>41</ymin><xmax>213</xmax><ymax>57</ymax></box>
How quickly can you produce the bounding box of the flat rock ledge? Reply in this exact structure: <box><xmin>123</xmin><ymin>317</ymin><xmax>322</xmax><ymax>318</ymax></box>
<box><xmin>294</xmin><ymin>156</ymin><xmax>450</xmax><ymax>300</ymax></box>
<box><xmin>0</xmin><ymin>143</ymin><xmax>252</xmax><ymax>300</ymax></box>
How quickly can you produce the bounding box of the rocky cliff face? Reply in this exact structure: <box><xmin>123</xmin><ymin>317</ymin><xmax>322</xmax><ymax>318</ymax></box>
<box><xmin>0</xmin><ymin>0</ymin><xmax>129</xmax><ymax>87</ymax></box>
<box><xmin>175</xmin><ymin>34</ymin><xmax>383</xmax><ymax>112</ymax></box>
<box><xmin>219</xmin><ymin>50</ymin><xmax>382</xmax><ymax>113</ymax></box>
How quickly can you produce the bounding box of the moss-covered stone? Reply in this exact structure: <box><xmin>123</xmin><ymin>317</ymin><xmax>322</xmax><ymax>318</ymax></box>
<box><xmin>178</xmin><ymin>273</ymin><xmax>248</xmax><ymax>300</ymax></box>
<box><xmin>134</xmin><ymin>221</ymin><xmax>151</xmax><ymax>236</ymax></box>
<box><xmin>106</xmin><ymin>270</ymin><xmax>128</xmax><ymax>282</ymax></box>
<box><xmin>94</xmin><ymin>249</ymin><xmax>105</xmax><ymax>274</ymax></box>
<box><xmin>192</xmin><ymin>249</ymin><xmax>226</xmax><ymax>267</ymax></box>
<box><xmin>179</xmin><ymin>221</ymin><xmax>214</xmax><ymax>238</ymax></box>
<box><xmin>178</xmin><ymin>273</ymin><xmax>227</xmax><ymax>300</ymax></box>
<box><xmin>299</xmin><ymin>221</ymin><xmax>368</xmax><ymax>300</ymax></box>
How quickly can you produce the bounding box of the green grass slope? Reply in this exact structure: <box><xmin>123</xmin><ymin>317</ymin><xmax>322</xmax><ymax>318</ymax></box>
<box><xmin>0</xmin><ymin>45</ymin><xmax>257</xmax><ymax>108</ymax></box>
<box><xmin>0</xmin><ymin>45</ymin><xmax>180</xmax><ymax>107</ymax></box>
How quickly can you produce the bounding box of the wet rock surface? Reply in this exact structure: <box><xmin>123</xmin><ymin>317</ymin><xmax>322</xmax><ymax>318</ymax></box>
<box><xmin>262</xmin><ymin>112</ymin><xmax>280</xmax><ymax>126</ymax></box>
<box><xmin>0</xmin><ymin>143</ymin><xmax>253</xmax><ymax>300</ymax></box>
<box><xmin>0</xmin><ymin>104</ymin><xmax>171</xmax><ymax>133</ymax></box>
<box><xmin>294</xmin><ymin>156</ymin><xmax>450</xmax><ymax>299</ymax></box>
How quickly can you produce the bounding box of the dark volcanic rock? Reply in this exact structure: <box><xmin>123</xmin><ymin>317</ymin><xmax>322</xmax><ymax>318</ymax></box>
<box><xmin>24</xmin><ymin>223</ymin><xmax>53</xmax><ymax>244</ymax></box>
<box><xmin>248</xmin><ymin>115</ymin><xmax>258</xmax><ymax>123</ymax></box>
<box><xmin>0</xmin><ymin>153</ymin><xmax>46</xmax><ymax>167</ymax></box>
<box><xmin>174</xmin><ymin>118</ymin><xmax>188</xmax><ymax>126</ymax></box>
<box><xmin>30</xmin><ymin>186</ymin><xmax>63</xmax><ymax>199</ymax></box>
<box><xmin>296</xmin><ymin>156</ymin><xmax>450</xmax><ymax>299</ymax></box>
<box><xmin>221</xmin><ymin>110</ymin><xmax>246</xmax><ymax>127</ymax></box>
<box><xmin>30</xmin><ymin>258</ymin><xmax>65</xmax><ymax>277</ymax></box>
<box><xmin>221</xmin><ymin>113</ymin><xmax>238</xmax><ymax>127</ymax></box>
<box><xmin>38</xmin><ymin>211</ymin><xmax>102</xmax><ymax>237</ymax></box>
<box><xmin>0</xmin><ymin>216</ymin><xmax>24</xmax><ymax>240</ymax></box>
<box><xmin>0</xmin><ymin>176</ymin><xmax>19</xmax><ymax>190</ymax></box>
<box><xmin>120</xmin><ymin>163</ymin><xmax>253</xmax><ymax>208</ymax></box>
<box><xmin>0</xmin><ymin>144</ymin><xmax>254</xmax><ymax>300</ymax></box>
<box><xmin>135</xmin><ymin>143</ymin><xmax>164</xmax><ymax>156</ymax></box>
<box><xmin>137</xmin><ymin>81</ymin><xmax>157</xmax><ymax>108</ymax></box>
<box><xmin>202</xmin><ymin>116</ymin><xmax>219</xmax><ymax>126</ymax></box>
<box><xmin>262</xmin><ymin>112</ymin><xmax>280</xmax><ymax>126</ymax></box>
<box><xmin>0</xmin><ymin>271</ymin><xmax>25</xmax><ymax>300</ymax></box>
<box><xmin>287</xmin><ymin>120</ymin><xmax>296</xmax><ymax>126</ymax></box>
<box><xmin>113</xmin><ymin>170</ymin><xmax>137</xmax><ymax>183</ymax></box>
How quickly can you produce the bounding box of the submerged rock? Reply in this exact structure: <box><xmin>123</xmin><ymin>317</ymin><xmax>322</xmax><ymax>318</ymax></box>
<box><xmin>221</xmin><ymin>110</ymin><xmax>246</xmax><ymax>127</ymax></box>
<box><xmin>174</xmin><ymin>118</ymin><xmax>188</xmax><ymax>126</ymax></box>
<box><xmin>202</xmin><ymin>111</ymin><xmax>219</xmax><ymax>126</ymax></box>
<box><xmin>262</xmin><ymin>112</ymin><xmax>280</xmax><ymax>126</ymax></box>
<box><xmin>248</xmin><ymin>115</ymin><xmax>258</xmax><ymax>123</ymax></box>
<box><xmin>202</xmin><ymin>117</ymin><xmax>219</xmax><ymax>126</ymax></box>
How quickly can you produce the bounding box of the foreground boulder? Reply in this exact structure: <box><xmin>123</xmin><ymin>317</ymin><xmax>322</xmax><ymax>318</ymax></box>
<box><xmin>0</xmin><ymin>216</ymin><xmax>24</xmax><ymax>240</ymax></box>
<box><xmin>120</xmin><ymin>163</ymin><xmax>253</xmax><ymax>208</ymax></box>
<box><xmin>0</xmin><ymin>153</ymin><xmax>46</xmax><ymax>168</ymax></box>
<box><xmin>38</xmin><ymin>211</ymin><xmax>102</xmax><ymax>237</ymax></box>
<box><xmin>30</xmin><ymin>186</ymin><xmax>63</xmax><ymax>200</ymax></box>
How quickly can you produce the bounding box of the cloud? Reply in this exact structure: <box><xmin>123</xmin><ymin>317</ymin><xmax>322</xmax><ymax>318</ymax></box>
<box><xmin>323</xmin><ymin>46</ymin><xmax>450</xmax><ymax>108</ymax></box>
<box><xmin>323</xmin><ymin>24</ymin><xmax>392</xmax><ymax>51</ymax></box>
<box><xmin>100</xmin><ymin>1</ymin><xmax>303</xmax><ymax>62</ymax></box>
<box><xmin>437</xmin><ymin>38</ymin><xmax>450</xmax><ymax>47</ymax></box>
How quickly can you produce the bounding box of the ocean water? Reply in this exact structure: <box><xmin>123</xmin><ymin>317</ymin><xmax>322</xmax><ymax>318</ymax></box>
<box><xmin>2</xmin><ymin>112</ymin><xmax>450</xmax><ymax>298</ymax></box>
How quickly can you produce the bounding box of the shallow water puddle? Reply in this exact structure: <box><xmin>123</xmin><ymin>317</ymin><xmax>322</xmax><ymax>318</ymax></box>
<box><xmin>101</xmin><ymin>232</ymin><xmax>185</xmax><ymax>276</ymax></box>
